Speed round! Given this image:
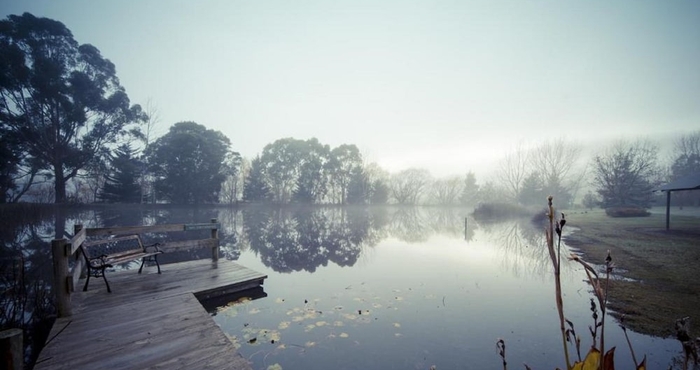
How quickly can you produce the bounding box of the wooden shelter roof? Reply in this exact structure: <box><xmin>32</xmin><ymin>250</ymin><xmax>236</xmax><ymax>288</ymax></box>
<box><xmin>657</xmin><ymin>173</ymin><xmax>700</xmax><ymax>192</ymax></box>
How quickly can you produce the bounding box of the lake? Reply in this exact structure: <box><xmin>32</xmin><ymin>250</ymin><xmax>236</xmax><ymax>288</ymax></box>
<box><xmin>0</xmin><ymin>205</ymin><xmax>683</xmax><ymax>369</ymax></box>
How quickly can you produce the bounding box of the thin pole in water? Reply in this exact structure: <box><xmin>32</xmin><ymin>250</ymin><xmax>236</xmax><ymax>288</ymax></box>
<box><xmin>464</xmin><ymin>217</ymin><xmax>468</xmax><ymax>240</ymax></box>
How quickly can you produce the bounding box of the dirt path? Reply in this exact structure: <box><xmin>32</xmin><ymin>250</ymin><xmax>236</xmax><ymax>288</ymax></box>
<box><xmin>562</xmin><ymin>209</ymin><xmax>700</xmax><ymax>338</ymax></box>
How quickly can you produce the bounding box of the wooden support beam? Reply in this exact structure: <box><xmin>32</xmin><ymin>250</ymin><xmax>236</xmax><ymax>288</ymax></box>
<box><xmin>211</xmin><ymin>218</ymin><xmax>219</xmax><ymax>262</ymax></box>
<box><xmin>666</xmin><ymin>191</ymin><xmax>671</xmax><ymax>230</ymax></box>
<box><xmin>0</xmin><ymin>328</ymin><xmax>23</xmax><ymax>370</ymax></box>
<box><xmin>51</xmin><ymin>238</ymin><xmax>72</xmax><ymax>317</ymax></box>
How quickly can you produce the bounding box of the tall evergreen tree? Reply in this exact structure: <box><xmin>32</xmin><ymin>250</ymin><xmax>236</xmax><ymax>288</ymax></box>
<box><xmin>243</xmin><ymin>155</ymin><xmax>272</xmax><ymax>202</ymax></box>
<box><xmin>460</xmin><ymin>172</ymin><xmax>480</xmax><ymax>206</ymax></box>
<box><xmin>99</xmin><ymin>144</ymin><xmax>141</xmax><ymax>203</ymax></box>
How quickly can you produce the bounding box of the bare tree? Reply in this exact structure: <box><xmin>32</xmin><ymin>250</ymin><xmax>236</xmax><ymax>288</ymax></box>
<box><xmin>495</xmin><ymin>143</ymin><xmax>530</xmax><ymax>201</ymax></box>
<box><xmin>529</xmin><ymin>139</ymin><xmax>582</xmax><ymax>184</ymax></box>
<box><xmin>529</xmin><ymin>138</ymin><xmax>585</xmax><ymax>207</ymax></box>
<box><xmin>673</xmin><ymin>130</ymin><xmax>700</xmax><ymax>162</ymax></box>
<box><xmin>133</xmin><ymin>98</ymin><xmax>162</xmax><ymax>203</ymax></box>
<box><xmin>430</xmin><ymin>176</ymin><xmax>464</xmax><ymax>205</ymax></box>
<box><xmin>669</xmin><ymin>130</ymin><xmax>700</xmax><ymax>206</ymax></box>
<box><xmin>390</xmin><ymin>168</ymin><xmax>432</xmax><ymax>204</ymax></box>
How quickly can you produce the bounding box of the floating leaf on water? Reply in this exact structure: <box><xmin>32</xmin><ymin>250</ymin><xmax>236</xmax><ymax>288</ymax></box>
<box><xmin>342</xmin><ymin>313</ymin><xmax>358</xmax><ymax>320</ymax></box>
<box><xmin>278</xmin><ymin>321</ymin><xmax>290</xmax><ymax>330</ymax></box>
<box><xmin>267</xmin><ymin>364</ymin><xmax>283</xmax><ymax>370</ymax></box>
<box><xmin>224</xmin><ymin>309</ymin><xmax>239</xmax><ymax>318</ymax></box>
<box><xmin>292</xmin><ymin>316</ymin><xmax>304</xmax><ymax>322</ymax></box>
<box><xmin>316</xmin><ymin>321</ymin><xmax>328</xmax><ymax>327</ymax></box>
<box><xmin>339</xmin><ymin>332</ymin><xmax>349</xmax><ymax>338</ymax></box>
<box><xmin>353</xmin><ymin>297</ymin><xmax>364</xmax><ymax>302</ymax></box>
<box><xmin>327</xmin><ymin>333</ymin><xmax>336</xmax><ymax>339</ymax></box>
<box><xmin>393</xmin><ymin>323</ymin><xmax>401</xmax><ymax>328</ymax></box>
<box><xmin>305</xmin><ymin>341</ymin><xmax>316</xmax><ymax>347</ymax></box>
<box><xmin>242</xmin><ymin>326</ymin><xmax>257</xmax><ymax>334</ymax></box>
<box><xmin>334</xmin><ymin>305</ymin><xmax>344</xmax><ymax>311</ymax></box>
<box><xmin>286</xmin><ymin>307</ymin><xmax>302</xmax><ymax>315</ymax></box>
<box><xmin>248</xmin><ymin>308</ymin><xmax>261</xmax><ymax>314</ymax></box>
<box><xmin>333</xmin><ymin>321</ymin><xmax>344</xmax><ymax>327</ymax></box>
<box><xmin>372</xmin><ymin>303</ymin><xmax>382</xmax><ymax>309</ymax></box>
<box><xmin>303</xmin><ymin>309</ymin><xmax>319</xmax><ymax>320</ymax></box>
<box><xmin>394</xmin><ymin>333</ymin><xmax>402</xmax><ymax>337</ymax></box>
<box><xmin>267</xmin><ymin>330</ymin><xmax>281</xmax><ymax>342</ymax></box>
<box><xmin>277</xmin><ymin>344</ymin><xmax>286</xmax><ymax>350</ymax></box>
<box><xmin>275</xmin><ymin>298</ymin><xmax>285</xmax><ymax>304</ymax></box>
<box><xmin>305</xmin><ymin>324</ymin><xmax>316</xmax><ymax>332</ymax></box>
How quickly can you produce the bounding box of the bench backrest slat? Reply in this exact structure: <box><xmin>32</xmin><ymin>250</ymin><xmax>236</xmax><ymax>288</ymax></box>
<box><xmin>81</xmin><ymin>235</ymin><xmax>145</xmax><ymax>259</ymax></box>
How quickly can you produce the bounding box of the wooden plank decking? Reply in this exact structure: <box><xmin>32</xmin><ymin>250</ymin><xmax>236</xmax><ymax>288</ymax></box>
<box><xmin>35</xmin><ymin>259</ymin><xmax>267</xmax><ymax>370</ymax></box>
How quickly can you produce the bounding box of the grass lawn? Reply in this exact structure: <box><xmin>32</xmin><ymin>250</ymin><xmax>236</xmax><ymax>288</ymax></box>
<box><xmin>562</xmin><ymin>206</ymin><xmax>700</xmax><ymax>338</ymax></box>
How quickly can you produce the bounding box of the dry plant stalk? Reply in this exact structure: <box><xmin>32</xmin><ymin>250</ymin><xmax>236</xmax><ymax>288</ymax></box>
<box><xmin>498</xmin><ymin>196</ymin><xmax>647</xmax><ymax>370</ymax></box>
<box><xmin>546</xmin><ymin>195</ymin><xmax>572</xmax><ymax>369</ymax></box>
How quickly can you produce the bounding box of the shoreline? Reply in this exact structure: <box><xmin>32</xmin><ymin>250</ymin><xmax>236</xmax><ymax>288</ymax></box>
<box><xmin>562</xmin><ymin>209</ymin><xmax>700</xmax><ymax>338</ymax></box>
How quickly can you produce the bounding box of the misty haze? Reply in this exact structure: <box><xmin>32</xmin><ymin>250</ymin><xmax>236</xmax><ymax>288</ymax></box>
<box><xmin>1</xmin><ymin>1</ymin><xmax>699</xmax><ymax>370</ymax></box>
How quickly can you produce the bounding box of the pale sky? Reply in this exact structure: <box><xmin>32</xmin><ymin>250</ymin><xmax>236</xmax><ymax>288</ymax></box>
<box><xmin>2</xmin><ymin>0</ymin><xmax>699</xmax><ymax>178</ymax></box>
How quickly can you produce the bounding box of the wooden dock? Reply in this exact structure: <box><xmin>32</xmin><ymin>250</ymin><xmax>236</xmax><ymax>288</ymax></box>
<box><xmin>34</xmin><ymin>259</ymin><xmax>267</xmax><ymax>370</ymax></box>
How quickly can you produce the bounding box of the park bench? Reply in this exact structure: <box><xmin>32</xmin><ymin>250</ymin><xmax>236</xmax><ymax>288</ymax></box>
<box><xmin>80</xmin><ymin>235</ymin><xmax>163</xmax><ymax>293</ymax></box>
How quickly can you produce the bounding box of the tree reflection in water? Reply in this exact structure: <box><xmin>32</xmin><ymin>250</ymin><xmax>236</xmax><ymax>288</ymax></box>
<box><xmin>0</xmin><ymin>205</ymin><xmax>553</xmax><ymax>362</ymax></box>
<box><xmin>476</xmin><ymin>218</ymin><xmax>579</xmax><ymax>280</ymax></box>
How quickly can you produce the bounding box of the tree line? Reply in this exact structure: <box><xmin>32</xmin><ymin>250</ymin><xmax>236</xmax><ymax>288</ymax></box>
<box><xmin>2</xmin><ymin>13</ymin><xmax>698</xmax><ymax>208</ymax></box>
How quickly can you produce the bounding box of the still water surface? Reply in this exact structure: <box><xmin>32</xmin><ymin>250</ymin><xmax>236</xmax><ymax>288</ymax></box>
<box><xmin>0</xmin><ymin>206</ymin><xmax>682</xmax><ymax>369</ymax></box>
<box><xmin>207</xmin><ymin>207</ymin><xmax>680</xmax><ymax>370</ymax></box>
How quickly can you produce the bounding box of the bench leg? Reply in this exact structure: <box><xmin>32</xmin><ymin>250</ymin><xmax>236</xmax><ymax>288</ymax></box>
<box><xmin>139</xmin><ymin>255</ymin><xmax>162</xmax><ymax>274</ymax></box>
<box><xmin>102</xmin><ymin>271</ymin><xmax>112</xmax><ymax>293</ymax></box>
<box><xmin>83</xmin><ymin>274</ymin><xmax>91</xmax><ymax>291</ymax></box>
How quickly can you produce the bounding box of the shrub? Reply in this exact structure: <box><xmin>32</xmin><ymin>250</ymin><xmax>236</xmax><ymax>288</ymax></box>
<box><xmin>472</xmin><ymin>202</ymin><xmax>531</xmax><ymax>221</ymax></box>
<box><xmin>604</xmin><ymin>207</ymin><xmax>650</xmax><ymax>218</ymax></box>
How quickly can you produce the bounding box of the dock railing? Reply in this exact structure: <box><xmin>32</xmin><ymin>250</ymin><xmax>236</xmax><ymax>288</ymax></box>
<box><xmin>51</xmin><ymin>218</ymin><xmax>220</xmax><ymax>317</ymax></box>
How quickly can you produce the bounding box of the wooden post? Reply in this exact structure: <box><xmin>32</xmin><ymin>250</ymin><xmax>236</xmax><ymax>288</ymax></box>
<box><xmin>51</xmin><ymin>238</ymin><xmax>72</xmax><ymax>317</ymax></box>
<box><xmin>666</xmin><ymin>191</ymin><xmax>671</xmax><ymax>230</ymax></box>
<box><xmin>211</xmin><ymin>218</ymin><xmax>219</xmax><ymax>262</ymax></box>
<box><xmin>73</xmin><ymin>224</ymin><xmax>84</xmax><ymax>285</ymax></box>
<box><xmin>464</xmin><ymin>217</ymin><xmax>468</xmax><ymax>240</ymax></box>
<box><xmin>0</xmin><ymin>328</ymin><xmax>23</xmax><ymax>370</ymax></box>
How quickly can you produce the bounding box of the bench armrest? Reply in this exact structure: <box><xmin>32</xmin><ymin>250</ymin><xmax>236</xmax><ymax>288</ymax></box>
<box><xmin>89</xmin><ymin>254</ymin><xmax>113</xmax><ymax>268</ymax></box>
<box><xmin>143</xmin><ymin>242</ymin><xmax>163</xmax><ymax>253</ymax></box>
